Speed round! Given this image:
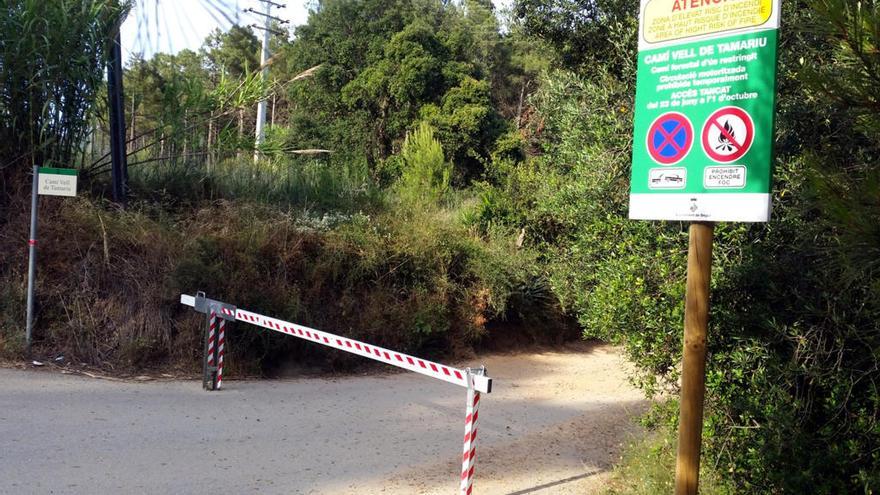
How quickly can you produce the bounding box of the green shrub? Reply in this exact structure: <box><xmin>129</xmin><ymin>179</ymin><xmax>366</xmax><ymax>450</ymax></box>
<box><xmin>395</xmin><ymin>122</ymin><xmax>452</xmax><ymax>205</ymax></box>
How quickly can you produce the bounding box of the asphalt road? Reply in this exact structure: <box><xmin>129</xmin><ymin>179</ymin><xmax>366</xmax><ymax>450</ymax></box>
<box><xmin>0</xmin><ymin>344</ymin><xmax>647</xmax><ymax>494</ymax></box>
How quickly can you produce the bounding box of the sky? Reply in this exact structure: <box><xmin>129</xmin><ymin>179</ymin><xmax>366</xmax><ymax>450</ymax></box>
<box><xmin>121</xmin><ymin>0</ymin><xmax>513</xmax><ymax>62</ymax></box>
<box><xmin>121</xmin><ymin>0</ymin><xmax>311</xmax><ymax>61</ymax></box>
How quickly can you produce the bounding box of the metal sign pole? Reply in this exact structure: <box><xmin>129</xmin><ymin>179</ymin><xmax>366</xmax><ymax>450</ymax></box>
<box><xmin>25</xmin><ymin>165</ymin><xmax>39</xmax><ymax>349</ymax></box>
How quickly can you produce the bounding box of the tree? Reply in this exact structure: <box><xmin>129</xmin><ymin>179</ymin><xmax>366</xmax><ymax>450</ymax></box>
<box><xmin>421</xmin><ymin>77</ymin><xmax>502</xmax><ymax>182</ymax></box>
<box><xmin>341</xmin><ymin>21</ymin><xmax>446</xmax><ymax>160</ymax></box>
<box><xmin>203</xmin><ymin>25</ymin><xmax>260</xmax><ymax>78</ymax></box>
<box><xmin>396</xmin><ymin>122</ymin><xmax>451</xmax><ymax>204</ymax></box>
<box><xmin>513</xmin><ymin>0</ymin><xmax>638</xmax><ymax>77</ymax></box>
<box><xmin>286</xmin><ymin>0</ymin><xmax>514</xmax><ymax>179</ymax></box>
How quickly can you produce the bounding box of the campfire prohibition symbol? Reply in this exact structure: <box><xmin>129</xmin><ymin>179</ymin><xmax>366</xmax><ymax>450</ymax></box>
<box><xmin>715</xmin><ymin>120</ymin><xmax>736</xmax><ymax>152</ymax></box>
<box><xmin>702</xmin><ymin>107</ymin><xmax>754</xmax><ymax>163</ymax></box>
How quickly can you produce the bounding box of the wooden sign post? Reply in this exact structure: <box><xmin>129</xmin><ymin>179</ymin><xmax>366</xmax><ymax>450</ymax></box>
<box><xmin>675</xmin><ymin>222</ymin><xmax>714</xmax><ymax>494</ymax></box>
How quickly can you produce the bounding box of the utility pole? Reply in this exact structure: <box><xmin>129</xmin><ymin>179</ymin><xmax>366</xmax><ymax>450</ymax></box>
<box><xmin>248</xmin><ymin>1</ymin><xmax>287</xmax><ymax>163</ymax></box>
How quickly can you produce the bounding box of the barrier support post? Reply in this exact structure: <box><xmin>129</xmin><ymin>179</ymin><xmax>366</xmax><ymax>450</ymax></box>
<box><xmin>203</xmin><ymin>310</ymin><xmax>218</xmax><ymax>390</ymax></box>
<box><xmin>194</xmin><ymin>292</ymin><xmax>235</xmax><ymax>391</ymax></box>
<box><xmin>216</xmin><ymin>318</ymin><xmax>226</xmax><ymax>390</ymax></box>
<box><xmin>460</xmin><ymin>367</ymin><xmax>485</xmax><ymax>495</ymax></box>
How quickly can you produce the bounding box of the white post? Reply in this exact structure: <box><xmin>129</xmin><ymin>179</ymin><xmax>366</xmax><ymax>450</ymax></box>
<box><xmin>253</xmin><ymin>0</ymin><xmax>272</xmax><ymax>163</ymax></box>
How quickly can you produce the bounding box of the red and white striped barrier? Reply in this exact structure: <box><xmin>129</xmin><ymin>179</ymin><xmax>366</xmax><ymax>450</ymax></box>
<box><xmin>182</xmin><ymin>293</ymin><xmax>492</xmax><ymax>394</ymax></box>
<box><xmin>182</xmin><ymin>292</ymin><xmax>493</xmax><ymax>494</ymax></box>
<box><xmin>203</xmin><ymin>311</ymin><xmax>219</xmax><ymax>390</ymax></box>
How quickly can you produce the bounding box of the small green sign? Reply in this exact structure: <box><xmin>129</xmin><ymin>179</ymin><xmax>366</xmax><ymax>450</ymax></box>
<box><xmin>630</xmin><ymin>0</ymin><xmax>780</xmax><ymax>222</ymax></box>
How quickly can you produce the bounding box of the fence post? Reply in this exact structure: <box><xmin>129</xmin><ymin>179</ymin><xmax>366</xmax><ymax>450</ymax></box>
<box><xmin>460</xmin><ymin>367</ymin><xmax>484</xmax><ymax>495</ymax></box>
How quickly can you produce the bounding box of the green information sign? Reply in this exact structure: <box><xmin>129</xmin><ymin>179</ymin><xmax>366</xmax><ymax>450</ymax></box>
<box><xmin>630</xmin><ymin>0</ymin><xmax>780</xmax><ymax>222</ymax></box>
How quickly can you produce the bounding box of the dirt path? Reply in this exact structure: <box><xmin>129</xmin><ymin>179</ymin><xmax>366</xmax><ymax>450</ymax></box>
<box><xmin>0</xmin><ymin>343</ymin><xmax>647</xmax><ymax>494</ymax></box>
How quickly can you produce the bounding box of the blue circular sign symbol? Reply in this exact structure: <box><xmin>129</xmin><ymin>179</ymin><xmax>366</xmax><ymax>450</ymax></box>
<box><xmin>647</xmin><ymin>112</ymin><xmax>693</xmax><ymax>165</ymax></box>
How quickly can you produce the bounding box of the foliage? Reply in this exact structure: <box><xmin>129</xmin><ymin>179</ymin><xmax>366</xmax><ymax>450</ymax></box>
<box><xmin>421</xmin><ymin>76</ymin><xmax>504</xmax><ymax>182</ymax></box>
<box><xmin>513</xmin><ymin>0</ymin><xmax>638</xmax><ymax>76</ymax></box>
<box><xmin>286</xmin><ymin>0</ymin><xmax>508</xmax><ymax>177</ymax></box>
<box><xmin>0</xmin><ymin>0</ymin><xmax>128</xmax><ymax>196</ymax></box>
<box><xmin>694</xmin><ymin>3</ymin><xmax>880</xmax><ymax>491</ymax></box>
<box><xmin>340</xmin><ymin>20</ymin><xmax>445</xmax><ymax>159</ymax></box>
<box><xmin>203</xmin><ymin>25</ymin><xmax>260</xmax><ymax>77</ymax></box>
<box><xmin>128</xmin><ymin>153</ymin><xmax>379</xmax><ymax>212</ymax></box>
<box><xmin>481</xmin><ymin>68</ymin><xmax>688</xmax><ymax>395</ymax></box>
<box><xmin>0</xmin><ymin>199</ymin><xmax>566</xmax><ymax>371</ymax></box>
<box><xmin>802</xmin><ymin>0</ymin><xmax>880</xmax><ymax>135</ymax></box>
<box><xmin>83</xmin><ymin>41</ymin><xmax>279</xmax><ymax>190</ymax></box>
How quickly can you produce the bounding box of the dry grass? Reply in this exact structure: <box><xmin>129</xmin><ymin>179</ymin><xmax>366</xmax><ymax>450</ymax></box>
<box><xmin>0</xmin><ymin>198</ymin><xmax>571</xmax><ymax>373</ymax></box>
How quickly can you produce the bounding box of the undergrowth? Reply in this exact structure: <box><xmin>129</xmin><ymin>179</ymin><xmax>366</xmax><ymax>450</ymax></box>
<box><xmin>0</xmin><ymin>195</ymin><xmax>571</xmax><ymax>373</ymax></box>
<box><xmin>603</xmin><ymin>414</ymin><xmax>734</xmax><ymax>495</ymax></box>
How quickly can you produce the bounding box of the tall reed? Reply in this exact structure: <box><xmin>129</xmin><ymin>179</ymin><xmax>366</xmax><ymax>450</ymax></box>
<box><xmin>0</xmin><ymin>1</ymin><xmax>129</xmax><ymax>195</ymax></box>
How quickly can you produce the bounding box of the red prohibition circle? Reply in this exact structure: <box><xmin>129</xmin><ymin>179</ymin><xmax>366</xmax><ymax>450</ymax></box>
<box><xmin>701</xmin><ymin>106</ymin><xmax>754</xmax><ymax>163</ymax></box>
<box><xmin>646</xmin><ymin>112</ymin><xmax>693</xmax><ymax>165</ymax></box>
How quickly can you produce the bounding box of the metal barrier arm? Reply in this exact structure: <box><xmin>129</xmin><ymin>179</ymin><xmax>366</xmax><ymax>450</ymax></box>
<box><xmin>181</xmin><ymin>293</ymin><xmax>492</xmax><ymax>394</ymax></box>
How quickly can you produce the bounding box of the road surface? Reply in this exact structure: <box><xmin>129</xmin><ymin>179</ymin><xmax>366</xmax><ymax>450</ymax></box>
<box><xmin>0</xmin><ymin>343</ymin><xmax>647</xmax><ymax>494</ymax></box>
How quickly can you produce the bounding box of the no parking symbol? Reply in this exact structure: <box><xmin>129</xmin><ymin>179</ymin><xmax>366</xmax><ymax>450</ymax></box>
<box><xmin>647</xmin><ymin>112</ymin><xmax>693</xmax><ymax>165</ymax></box>
<box><xmin>702</xmin><ymin>107</ymin><xmax>754</xmax><ymax>163</ymax></box>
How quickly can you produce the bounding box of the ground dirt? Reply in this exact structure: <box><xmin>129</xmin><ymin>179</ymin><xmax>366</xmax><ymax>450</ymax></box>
<box><xmin>0</xmin><ymin>342</ymin><xmax>648</xmax><ymax>494</ymax></box>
